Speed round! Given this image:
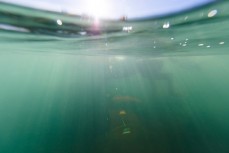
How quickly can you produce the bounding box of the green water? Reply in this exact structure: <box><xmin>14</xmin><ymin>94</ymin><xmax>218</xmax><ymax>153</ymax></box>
<box><xmin>0</xmin><ymin>1</ymin><xmax>229</xmax><ymax>153</ymax></box>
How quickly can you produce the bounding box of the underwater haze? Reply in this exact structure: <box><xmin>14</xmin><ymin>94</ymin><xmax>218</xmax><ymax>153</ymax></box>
<box><xmin>0</xmin><ymin>1</ymin><xmax>229</xmax><ymax>153</ymax></box>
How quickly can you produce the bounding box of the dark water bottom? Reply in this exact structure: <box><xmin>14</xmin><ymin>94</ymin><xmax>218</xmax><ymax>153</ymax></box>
<box><xmin>0</xmin><ymin>52</ymin><xmax>229</xmax><ymax>153</ymax></box>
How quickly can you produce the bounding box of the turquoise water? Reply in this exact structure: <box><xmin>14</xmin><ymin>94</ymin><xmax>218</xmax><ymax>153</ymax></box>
<box><xmin>0</xmin><ymin>1</ymin><xmax>229</xmax><ymax>153</ymax></box>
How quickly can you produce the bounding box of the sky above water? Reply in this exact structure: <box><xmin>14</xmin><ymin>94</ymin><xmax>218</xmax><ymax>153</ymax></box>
<box><xmin>0</xmin><ymin>0</ymin><xmax>215</xmax><ymax>19</ymax></box>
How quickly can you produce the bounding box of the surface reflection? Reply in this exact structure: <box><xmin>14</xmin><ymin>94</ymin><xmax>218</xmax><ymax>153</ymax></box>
<box><xmin>56</xmin><ymin>19</ymin><xmax>62</xmax><ymax>25</ymax></box>
<box><xmin>208</xmin><ymin>9</ymin><xmax>217</xmax><ymax>17</ymax></box>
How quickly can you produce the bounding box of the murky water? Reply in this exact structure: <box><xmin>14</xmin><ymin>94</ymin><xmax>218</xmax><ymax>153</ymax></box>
<box><xmin>0</xmin><ymin>1</ymin><xmax>229</xmax><ymax>153</ymax></box>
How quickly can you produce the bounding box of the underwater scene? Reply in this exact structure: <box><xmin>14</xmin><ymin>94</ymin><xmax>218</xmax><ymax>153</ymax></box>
<box><xmin>0</xmin><ymin>1</ymin><xmax>229</xmax><ymax>153</ymax></box>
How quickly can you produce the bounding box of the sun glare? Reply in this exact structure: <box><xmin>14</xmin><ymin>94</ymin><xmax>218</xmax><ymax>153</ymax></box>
<box><xmin>84</xmin><ymin>0</ymin><xmax>112</xmax><ymax>19</ymax></box>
